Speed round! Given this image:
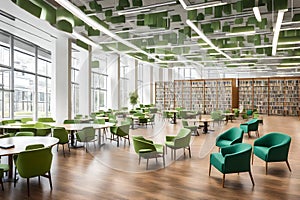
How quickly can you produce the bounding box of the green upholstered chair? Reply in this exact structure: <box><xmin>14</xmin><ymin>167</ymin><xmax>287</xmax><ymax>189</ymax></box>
<box><xmin>76</xmin><ymin>127</ymin><xmax>97</xmax><ymax>152</ymax></box>
<box><xmin>132</xmin><ymin>136</ymin><xmax>165</xmax><ymax>170</ymax></box>
<box><xmin>209</xmin><ymin>143</ymin><xmax>255</xmax><ymax>187</ymax></box>
<box><xmin>0</xmin><ymin>134</ymin><xmax>10</xmax><ymax>138</ymax></box>
<box><xmin>1</xmin><ymin>119</ymin><xmax>17</xmax><ymax>136</ymax></box>
<box><xmin>215</xmin><ymin>127</ymin><xmax>244</xmax><ymax>149</ymax></box>
<box><xmin>162</xmin><ymin>111</ymin><xmax>172</xmax><ymax>121</ymax></box>
<box><xmin>94</xmin><ymin>118</ymin><xmax>108</xmax><ymax>139</ymax></box>
<box><xmin>165</xmin><ymin>128</ymin><xmax>192</xmax><ymax>160</ymax></box>
<box><xmin>37</xmin><ymin>117</ymin><xmax>55</xmax><ymax>123</ymax></box>
<box><xmin>138</xmin><ymin>116</ymin><xmax>148</xmax><ymax>127</ymax></box>
<box><xmin>20</xmin><ymin>118</ymin><xmax>33</xmax><ymax>123</ymax></box>
<box><xmin>246</xmin><ymin>109</ymin><xmax>253</xmax><ymax>117</ymax></box>
<box><xmin>35</xmin><ymin>122</ymin><xmax>52</xmax><ymax>136</ymax></box>
<box><xmin>253</xmin><ymin>132</ymin><xmax>291</xmax><ymax>174</ymax></box>
<box><xmin>14</xmin><ymin>144</ymin><xmax>45</xmax><ymax>187</ymax></box>
<box><xmin>15</xmin><ymin>132</ymin><xmax>35</xmax><ymax>137</ymax></box>
<box><xmin>63</xmin><ymin>119</ymin><xmax>77</xmax><ymax>124</ymax></box>
<box><xmin>52</xmin><ymin>127</ymin><xmax>70</xmax><ymax>157</ymax></box>
<box><xmin>211</xmin><ymin>110</ymin><xmax>225</xmax><ymax>126</ymax></box>
<box><xmin>15</xmin><ymin>146</ymin><xmax>53</xmax><ymax>196</ymax></box>
<box><xmin>240</xmin><ymin>118</ymin><xmax>259</xmax><ymax>138</ymax></box>
<box><xmin>110</xmin><ymin>124</ymin><xmax>130</xmax><ymax>147</ymax></box>
<box><xmin>0</xmin><ymin>164</ymin><xmax>9</xmax><ymax>191</ymax></box>
<box><xmin>182</xmin><ymin>120</ymin><xmax>199</xmax><ymax>136</ymax></box>
<box><xmin>147</xmin><ymin>114</ymin><xmax>155</xmax><ymax>127</ymax></box>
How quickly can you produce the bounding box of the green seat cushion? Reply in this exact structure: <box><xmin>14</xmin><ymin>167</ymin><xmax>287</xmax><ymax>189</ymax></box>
<box><xmin>165</xmin><ymin>141</ymin><xmax>174</xmax><ymax>147</ymax></box>
<box><xmin>254</xmin><ymin>146</ymin><xmax>269</xmax><ymax>161</ymax></box>
<box><xmin>216</xmin><ymin>140</ymin><xmax>233</xmax><ymax>148</ymax></box>
<box><xmin>0</xmin><ymin>164</ymin><xmax>9</xmax><ymax>171</ymax></box>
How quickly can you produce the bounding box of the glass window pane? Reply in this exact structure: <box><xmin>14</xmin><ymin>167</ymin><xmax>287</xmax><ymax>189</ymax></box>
<box><xmin>38</xmin><ymin>77</ymin><xmax>47</xmax><ymax>117</ymax></box>
<box><xmin>0</xmin><ymin>31</ymin><xmax>10</xmax><ymax>66</ymax></box>
<box><xmin>14</xmin><ymin>39</ymin><xmax>35</xmax><ymax>73</ymax></box>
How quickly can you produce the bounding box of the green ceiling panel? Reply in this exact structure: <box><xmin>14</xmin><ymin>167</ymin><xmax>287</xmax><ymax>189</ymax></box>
<box><xmin>231</xmin><ymin>26</ymin><xmax>254</xmax><ymax>33</ymax></box>
<box><xmin>278</xmin><ymin>36</ymin><xmax>300</xmax><ymax>43</ymax></box>
<box><xmin>91</xmin><ymin>61</ymin><xmax>99</xmax><ymax>68</ymax></box>
<box><xmin>117</xmin><ymin>32</ymin><xmax>130</xmax><ymax>39</ymax></box>
<box><xmin>117</xmin><ymin>43</ymin><xmax>133</xmax><ymax>51</ymax></box>
<box><xmin>89</xmin><ymin>1</ymin><xmax>102</xmax><ymax>11</ymax></box>
<box><xmin>234</xmin><ymin>1</ymin><xmax>243</xmax><ymax>13</ymax></box>
<box><xmin>16</xmin><ymin>0</ymin><xmax>42</xmax><ymax>18</ymax></box>
<box><xmin>90</xmin><ymin>16</ymin><xmax>109</xmax><ymax>29</ymax></box>
<box><xmin>132</xmin><ymin>0</ymin><xmax>143</xmax><ymax>7</ymax></box>
<box><xmin>214</xmin><ymin>6</ymin><xmax>223</xmax><ymax>18</ymax></box>
<box><xmin>137</xmin><ymin>14</ymin><xmax>144</xmax><ymax>20</ymax></box>
<box><xmin>196</xmin><ymin>13</ymin><xmax>205</xmax><ymax>21</ymax></box>
<box><xmin>222</xmin><ymin>25</ymin><xmax>230</xmax><ymax>32</ymax></box>
<box><xmin>118</xmin><ymin>0</ymin><xmax>130</xmax><ymax>8</ymax></box>
<box><xmin>184</xmin><ymin>26</ymin><xmax>191</xmax><ymax>37</ymax></box>
<box><xmin>293</xmin><ymin>14</ymin><xmax>300</xmax><ymax>21</ymax></box>
<box><xmin>116</xmin><ymin>6</ymin><xmax>124</xmax><ymax>11</ymax></box>
<box><xmin>242</xmin><ymin>0</ymin><xmax>255</xmax><ymax>9</ymax></box>
<box><xmin>201</xmin><ymin>24</ymin><xmax>213</xmax><ymax>34</ymax></box>
<box><xmin>256</xmin><ymin>48</ymin><xmax>264</xmax><ymax>54</ymax></box>
<box><xmin>258</xmin><ymin>18</ymin><xmax>267</xmax><ymax>29</ymax></box>
<box><xmin>74</xmin><ymin>16</ymin><xmax>84</xmax><ymax>26</ymax></box>
<box><xmin>87</xmin><ymin>26</ymin><xmax>100</xmax><ymax>36</ymax></box>
<box><xmin>211</xmin><ymin>21</ymin><xmax>220</xmax><ymax>31</ymax></box>
<box><xmin>235</xmin><ymin>18</ymin><xmax>243</xmax><ymax>24</ymax></box>
<box><xmin>56</xmin><ymin>7</ymin><xmax>74</xmax><ymax>33</ymax></box>
<box><xmin>137</xmin><ymin>21</ymin><xmax>144</xmax><ymax>26</ymax></box>
<box><xmin>254</xmin><ymin>35</ymin><xmax>261</xmax><ymax>46</ymax></box>
<box><xmin>105</xmin><ymin>10</ymin><xmax>112</xmax><ymax>17</ymax></box>
<box><xmin>223</xmin><ymin>4</ymin><xmax>232</xmax><ymax>15</ymax></box>
<box><xmin>205</xmin><ymin>7</ymin><xmax>213</xmax><ymax>15</ymax></box>
<box><xmin>247</xmin><ymin>17</ymin><xmax>257</xmax><ymax>25</ymax></box>
<box><xmin>31</xmin><ymin>0</ymin><xmax>56</xmax><ymax>25</ymax></box>
<box><xmin>171</xmin><ymin>15</ymin><xmax>181</xmax><ymax>22</ymax></box>
<box><xmin>188</xmin><ymin>10</ymin><xmax>197</xmax><ymax>20</ymax></box>
<box><xmin>111</xmin><ymin>15</ymin><xmax>125</xmax><ymax>24</ymax></box>
<box><xmin>76</xmin><ymin>39</ymin><xmax>89</xmax><ymax>50</ymax></box>
<box><xmin>265</xmin><ymin>47</ymin><xmax>272</xmax><ymax>56</ymax></box>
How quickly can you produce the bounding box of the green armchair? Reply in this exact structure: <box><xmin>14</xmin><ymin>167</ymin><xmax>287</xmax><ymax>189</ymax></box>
<box><xmin>110</xmin><ymin>124</ymin><xmax>130</xmax><ymax>147</ymax></box>
<box><xmin>215</xmin><ymin>127</ymin><xmax>244</xmax><ymax>149</ymax></box>
<box><xmin>76</xmin><ymin>127</ymin><xmax>97</xmax><ymax>152</ymax></box>
<box><xmin>182</xmin><ymin>120</ymin><xmax>199</xmax><ymax>136</ymax></box>
<box><xmin>253</xmin><ymin>132</ymin><xmax>291</xmax><ymax>174</ymax></box>
<box><xmin>165</xmin><ymin>128</ymin><xmax>192</xmax><ymax>160</ymax></box>
<box><xmin>132</xmin><ymin>136</ymin><xmax>165</xmax><ymax>170</ymax></box>
<box><xmin>53</xmin><ymin>127</ymin><xmax>70</xmax><ymax>157</ymax></box>
<box><xmin>209</xmin><ymin>143</ymin><xmax>255</xmax><ymax>187</ymax></box>
<box><xmin>240</xmin><ymin>118</ymin><xmax>259</xmax><ymax>138</ymax></box>
<box><xmin>37</xmin><ymin>117</ymin><xmax>56</xmax><ymax>123</ymax></box>
<box><xmin>15</xmin><ymin>146</ymin><xmax>53</xmax><ymax>196</ymax></box>
<box><xmin>0</xmin><ymin>163</ymin><xmax>9</xmax><ymax>191</ymax></box>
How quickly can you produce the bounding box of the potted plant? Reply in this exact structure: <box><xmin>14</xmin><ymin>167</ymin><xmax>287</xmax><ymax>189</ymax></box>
<box><xmin>129</xmin><ymin>91</ymin><xmax>139</xmax><ymax>109</ymax></box>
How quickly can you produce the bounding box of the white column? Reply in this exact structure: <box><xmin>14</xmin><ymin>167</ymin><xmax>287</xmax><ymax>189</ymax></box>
<box><xmin>107</xmin><ymin>53</ymin><xmax>119</xmax><ymax>110</ymax></box>
<box><xmin>52</xmin><ymin>37</ymin><xmax>71</xmax><ymax>124</ymax></box>
<box><xmin>142</xmin><ymin>64</ymin><xmax>151</xmax><ymax>105</ymax></box>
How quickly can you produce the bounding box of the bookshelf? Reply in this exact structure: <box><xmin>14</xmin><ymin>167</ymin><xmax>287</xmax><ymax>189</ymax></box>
<box><xmin>268</xmin><ymin>78</ymin><xmax>285</xmax><ymax>115</ymax></box>
<box><xmin>174</xmin><ymin>80</ymin><xmax>191</xmax><ymax>110</ymax></box>
<box><xmin>204</xmin><ymin>80</ymin><xmax>218</xmax><ymax>114</ymax></box>
<box><xmin>191</xmin><ymin>80</ymin><xmax>205</xmax><ymax>111</ymax></box>
<box><xmin>238</xmin><ymin>79</ymin><xmax>253</xmax><ymax>110</ymax></box>
<box><xmin>283</xmin><ymin>78</ymin><xmax>299</xmax><ymax>116</ymax></box>
<box><xmin>253</xmin><ymin>79</ymin><xmax>269</xmax><ymax>114</ymax></box>
<box><xmin>155</xmin><ymin>82</ymin><xmax>165</xmax><ymax>110</ymax></box>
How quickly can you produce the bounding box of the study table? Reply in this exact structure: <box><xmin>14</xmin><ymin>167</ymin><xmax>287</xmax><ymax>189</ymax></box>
<box><xmin>59</xmin><ymin>122</ymin><xmax>115</xmax><ymax>147</ymax></box>
<box><xmin>222</xmin><ymin>113</ymin><xmax>235</xmax><ymax>124</ymax></box>
<box><xmin>164</xmin><ymin>110</ymin><xmax>179</xmax><ymax>124</ymax></box>
<box><xmin>0</xmin><ymin>136</ymin><xmax>59</xmax><ymax>179</ymax></box>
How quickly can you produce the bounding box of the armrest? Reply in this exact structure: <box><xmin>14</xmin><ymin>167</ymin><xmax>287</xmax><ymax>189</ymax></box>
<box><xmin>166</xmin><ymin>135</ymin><xmax>176</xmax><ymax>142</ymax></box>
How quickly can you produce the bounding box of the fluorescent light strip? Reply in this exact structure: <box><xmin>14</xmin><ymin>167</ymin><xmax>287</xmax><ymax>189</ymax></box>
<box><xmin>278</xmin><ymin>46</ymin><xmax>300</xmax><ymax>50</ymax></box>
<box><xmin>186</xmin><ymin>19</ymin><xmax>232</xmax><ymax>60</ymax></box>
<box><xmin>54</xmin><ymin>0</ymin><xmax>161</xmax><ymax>62</ymax></box>
<box><xmin>253</xmin><ymin>7</ymin><xmax>262</xmax><ymax>22</ymax></box>
<box><xmin>272</xmin><ymin>9</ymin><xmax>287</xmax><ymax>56</ymax></box>
<box><xmin>279</xmin><ymin>63</ymin><xmax>300</xmax><ymax>66</ymax></box>
<box><xmin>225</xmin><ymin>31</ymin><xmax>256</xmax><ymax>36</ymax></box>
<box><xmin>277</xmin><ymin>66</ymin><xmax>300</xmax><ymax>69</ymax></box>
<box><xmin>179</xmin><ymin>0</ymin><xmax>227</xmax><ymax>10</ymax></box>
<box><xmin>117</xmin><ymin>1</ymin><xmax>177</xmax><ymax>15</ymax></box>
<box><xmin>280</xmin><ymin>27</ymin><xmax>300</xmax><ymax>31</ymax></box>
<box><xmin>278</xmin><ymin>41</ymin><xmax>300</xmax><ymax>45</ymax></box>
<box><xmin>72</xmin><ymin>32</ymin><xmax>102</xmax><ymax>49</ymax></box>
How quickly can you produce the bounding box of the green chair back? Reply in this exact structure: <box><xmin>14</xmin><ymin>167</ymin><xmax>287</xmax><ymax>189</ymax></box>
<box><xmin>174</xmin><ymin>128</ymin><xmax>192</xmax><ymax>148</ymax></box>
<box><xmin>15</xmin><ymin>132</ymin><xmax>35</xmax><ymax>137</ymax></box>
<box><xmin>76</xmin><ymin>127</ymin><xmax>95</xmax><ymax>142</ymax></box>
<box><xmin>132</xmin><ymin>136</ymin><xmax>155</xmax><ymax>154</ymax></box>
<box><xmin>53</xmin><ymin>127</ymin><xmax>69</xmax><ymax>144</ymax></box>
<box><xmin>20</xmin><ymin>118</ymin><xmax>33</xmax><ymax>123</ymax></box>
<box><xmin>37</xmin><ymin>117</ymin><xmax>55</xmax><ymax>122</ymax></box>
<box><xmin>94</xmin><ymin>119</ymin><xmax>105</xmax><ymax>124</ymax></box>
<box><xmin>63</xmin><ymin>119</ymin><xmax>77</xmax><ymax>124</ymax></box>
<box><xmin>116</xmin><ymin>124</ymin><xmax>130</xmax><ymax>137</ymax></box>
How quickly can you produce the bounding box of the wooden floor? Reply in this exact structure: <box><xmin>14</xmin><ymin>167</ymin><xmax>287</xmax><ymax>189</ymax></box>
<box><xmin>1</xmin><ymin>115</ymin><xmax>300</xmax><ymax>199</ymax></box>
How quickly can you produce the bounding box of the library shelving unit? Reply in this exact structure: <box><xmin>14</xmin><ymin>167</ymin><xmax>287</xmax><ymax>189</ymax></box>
<box><xmin>155</xmin><ymin>82</ymin><xmax>165</xmax><ymax>110</ymax></box>
<box><xmin>268</xmin><ymin>78</ymin><xmax>285</xmax><ymax>115</ymax></box>
<box><xmin>283</xmin><ymin>78</ymin><xmax>299</xmax><ymax>116</ymax></box>
<box><xmin>164</xmin><ymin>82</ymin><xmax>175</xmax><ymax>109</ymax></box>
<box><xmin>204</xmin><ymin>80</ymin><xmax>218</xmax><ymax>114</ymax></box>
<box><xmin>217</xmin><ymin>79</ymin><xmax>237</xmax><ymax>111</ymax></box>
<box><xmin>174</xmin><ymin>80</ymin><xmax>192</xmax><ymax>110</ymax></box>
<box><xmin>238</xmin><ymin>78</ymin><xmax>253</xmax><ymax>110</ymax></box>
<box><xmin>253</xmin><ymin>79</ymin><xmax>269</xmax><ymax>114</ymax></box>
<box><xmin>191</xmin><ymin>80</ymin><xmax>205</xmax><ymax>111</ymax></box>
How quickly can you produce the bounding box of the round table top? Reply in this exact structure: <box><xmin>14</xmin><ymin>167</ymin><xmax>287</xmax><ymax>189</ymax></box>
<box><xmin>59</xmin><ymin>122</ymin><xmax>115</xmax><ymax>131</ymax></box>
<box><xmin>0</xmin><ymin>136</ymin><xmax>59</xmax><ymax>156</ymax></box>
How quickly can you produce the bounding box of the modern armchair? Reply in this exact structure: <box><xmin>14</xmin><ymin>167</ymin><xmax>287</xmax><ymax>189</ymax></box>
<box><xmin>209</xmin><ymin>143</ymin><xmax>255</xmax><ymax>187</ymax></box>
<box><xmin>37</xmin><ymin>117</ymin><xmax>55</xmax><ymax>123</ymax></box>
<box><xmin>132</xmin><ymin>136</ymin><xmax>165</xmax><ymax>170</ymax></box>
<box><xmin>15</xmin><ymin>132</ymin><xmax>35</xmax><ymax>137</ymax></box>
<box><xmin>147</xmin><ymin>114</ymin><xmax>155</xmax><ymax>127</ymax></box>
<box><xmin>253</xmin><ymin>132</ymin><xmax>291</xmax><ymax>174</ymax></box>
<box><xmin>165</xmin><ymin>128</ymin><xmax>192</xmax><ymax>160</ymax></box>
<box><xmin>15</xmin><ymin>146</ymin><xmax>53</xmax><ymax>196</ymax></box>
<box><xmin>240</xmin><ymin>118</ymin><xmax>259</xmax><ymax>138</ymax></box>
<box><xmin>76</xmin><ymin>127</ymin><xmax>97</xmax><ymax>152</ymax></box>
<box><xmin>52</xmin><ymin>127</ymin><xmax>70</xmax><ymax>157</ymax></box>
<box><xmin>182</xmin><ymin>120</ymin><xmax>199</xmax><ymax>136</ymax></box>
<box><xmin>110</xmin><ymin>124</ymin><xmax>130</xmax><ymax>147</ymax></box>
<box><xmin>215</xmin><ymin>127</ymin><xmax>244</xmax><ymax>149</ymax></box>
<box><xmin>0</xmin><ymin>164</ymin><xmax>9</xmax><ymax>191</ymax></box>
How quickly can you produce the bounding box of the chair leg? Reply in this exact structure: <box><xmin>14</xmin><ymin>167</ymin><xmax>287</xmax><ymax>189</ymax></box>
<box><xmin>0</xmin><ymin>178</ymin><xmax>3</xmax><ymax>191</ymax></box>
<box><xmin>56</xmin><ymin>144</ymin><xmax>59</xmax><ymax>152</ymax></box>
<box><xmin>163</xmin><ymin>154</ymin><xmax>165</xmax><ymax>168</ymax></box>
<box><xmin>14</xmin><ymin>167</ymin><xmax>17</xmax><ymax>187</ymax></box>
<box><xmin>286</xmin><ymin>160</ymin><xmax>292</xmax><ymax>172</ymax></box>
<box><xmin>146</xmin><ymin>159</ymin><xmax>149</xmax><ymax>170</ymax></box>
<box><xmin>138</xmin><ymin>155</ymin><xmax>141</xmax><ymax>165</ymax></box>
<box><xmin>249</xmin><ymin>171</ymin><xmax>255</xmax><ymax>186</ymax></box>
<box><xmin>183</xmin><ymin>148</ymin><xmax>186</xmax><ymax>158</ymax></box>
<box><xmin>48</xmin><ymin>171</ymin><xmax>53</xmax><ymax>190</ymax></box>
<box><xmin>209</xmin><ymin>164</ymin><xmax>211</xmax><ymax>176</ymax></box>
<box><xmin>222</xmin><ymin>174</ymin><xmax>225</xmax><ymax>188</ymax></box>
<box><xmin>188</xmin><ymin>146</ymin><xmax>191</xmax><ymax>158</ymax></box>
<box><xmin>27</xmin><ymin>178</ymin><xmax>30</xmax><ymax>197</ymax></box>
<box><xmin>174</xmin><ymin>150</ymin><xmax>176</xmax><ymax>160</ymax></box>
<box><xmin>256</xmin><ymin>130</ymin><xmax>259</xmax><ymax>137</ymax></box>
<box><xmin>265</xmin><ymin>162</ymin><xmax>268</xmax><ymax>175</ymax></box>
<box><xmin>252</xmin><ymin>152</ymin><xmax>254</xmax><ymax>165</ymax></box>
<box><xmin>62</xmin><ymin>145</ymin><xmax>65</xmax><ymax>157</ymax></box>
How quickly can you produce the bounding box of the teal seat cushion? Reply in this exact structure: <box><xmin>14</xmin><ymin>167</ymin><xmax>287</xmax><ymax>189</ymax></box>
<box><xmin>216</xmin><ymin>140</ymin><xmax>233</xmax><ymax>148</ymax></box>
<box><xmin>254</xmin><ymin>146</ymin><xmax>269</xmax><ymax>161</ymax></box>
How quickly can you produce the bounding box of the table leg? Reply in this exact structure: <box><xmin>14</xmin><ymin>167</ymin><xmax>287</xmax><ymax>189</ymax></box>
<box><xmin>8</xmin><ymin>155</ymin><xmax>13</xmax><ymax>179</ymax></box>
<box><xmin>98</xmin><ymin>129</ymin><xmax>105</xmax><ymax>147</ymax></box>
<box><xmin>171</xmin><ymin>112</ymin><xmax>177</xmax><ymax>124</ymax></box>
<box><xmin>203</xmin><ymin>122</ymin><xmax>208</xmax><ymax>134</ymax></box>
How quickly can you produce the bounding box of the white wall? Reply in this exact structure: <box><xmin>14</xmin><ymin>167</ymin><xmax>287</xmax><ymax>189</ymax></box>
<box><xmin>107</xmin><ymin>53</ymin><xmax>119</xmax><ymax>109</ymax></box>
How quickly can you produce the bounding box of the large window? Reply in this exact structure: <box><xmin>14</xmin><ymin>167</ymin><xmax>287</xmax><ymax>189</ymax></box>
<box><xmin>91</xmin><ymin>54</ymin><xmax>107</xmax><ymax>111</ymax></box>
<box><xmin>138</xmin><ymin>63</ymin><xmax>143</xmax><ymax>103</ymax></box>
<box><xmin>173</xmin><ymin>67</ymin><xmax>197</xmax><ymax>80</ymax></box>
<box><xmin>0</xmin><ymin>30</ymin><xmax>52</xmax><ymax>119</ymax></box>
<box><xmin>120</xmin><ymin>56</ymin><xmax>129</xmax><ymax>108</ymax></box>
<box><xmin>71</xmin><ymin>52</ymin><xmax>80</xmax><ymax>117</ymax></box>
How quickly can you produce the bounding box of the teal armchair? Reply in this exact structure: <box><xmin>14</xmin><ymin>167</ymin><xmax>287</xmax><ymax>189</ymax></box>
<box><xmin>15</xmin><ymin>146</ymin><xmax>53</xmax><ymax>196</ymax></box>
<box><xmin>253</xmin><ymin>132</ymin><xmax>291</xmax><ymax>174</ymax></box>
<box><xmin>240</xmin><ymin>118</ymin><xmax>259</xmax><ymax>138</ymax></box>
<box><xmin>132</xmin><ymin>136</ymin><xmax>165</xmax><ymax>170</ymax></box>
<box><xmin>165</xmin><ymin>128</ymin><xmax>192</xmax><ymax>160</ymax></box>
<box><xmin>182</xmin><ymin>120</ymin><xmax>199</xmax><ymax>136</ymax></box>
<box><xmin>209</xmin><ymin>143</ymin><xmax>255</xmax><ymax>187</ymax></box>
<box><xmin>215</xmin><ymin>127</ymin><xmax>244</xmax><ymax>149</ymax></box>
